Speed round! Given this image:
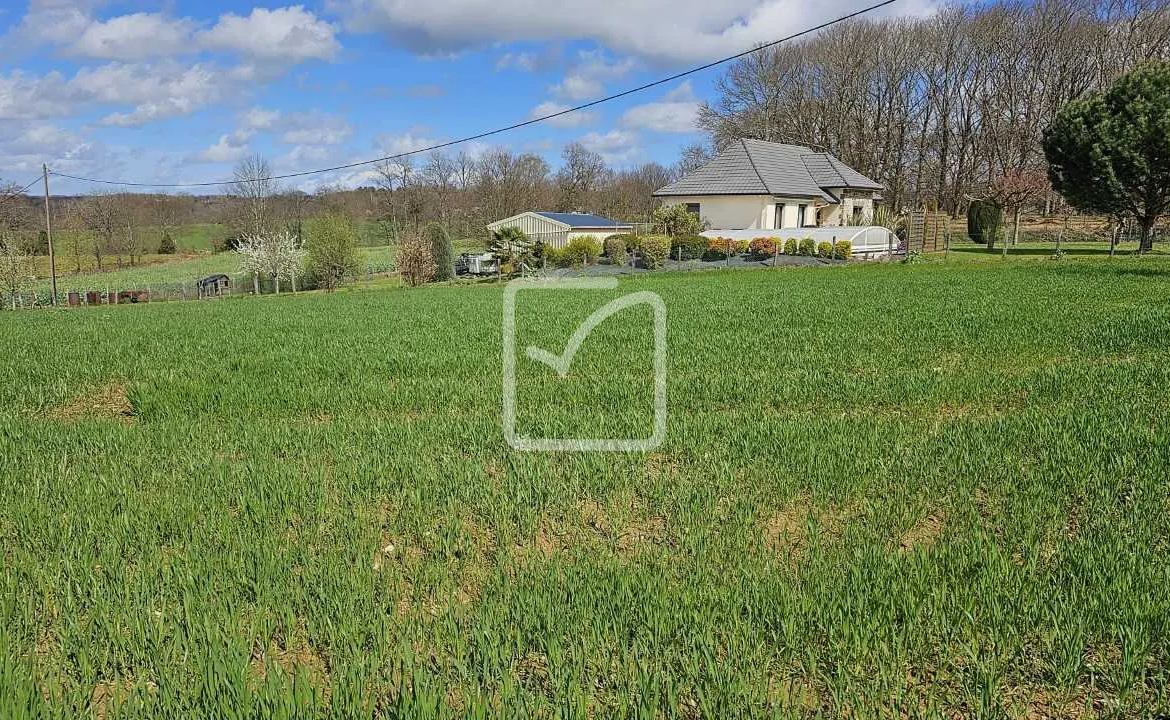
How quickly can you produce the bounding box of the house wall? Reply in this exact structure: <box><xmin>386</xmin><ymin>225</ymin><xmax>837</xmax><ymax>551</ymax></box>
<box><xmin>663</xmin><ymin>195</ymin><xmax>829</xmax><ymax>231</ymax></box>
<box><xmin>820</xmin><ymin>190</ymin><xmax>876</xmax><ymax>226</ymax></box>
<box><xmin>663</xmin><ymin>195</ymin><xmax>771</xmax><ymax>230</ymax></box>
<box><xmin>487</xmin><ymin>212</ymin><xmax>566</xmax><ymax>237</ymax></box>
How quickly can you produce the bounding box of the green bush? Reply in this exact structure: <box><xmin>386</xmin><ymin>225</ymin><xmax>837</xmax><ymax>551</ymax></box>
<box><xmin>604</xmin><ymin>236</ymin><xmax>629</xmax><ymax>266</ymax></box>
<box><xmin>833</xmin><ymin>240</ymin><xmax>852</xmax><ymax>259</ymax></box>
<box><xmin>783</xmin><ymin>238</ymin><xmax>799</xmax><ymax>255</ymax></box>
<box><xmin>427</xmin><ymin>223</ymin><xmax>455</xmax><ymax>281</ymax></box>
<box><xmin>606</xmin><ymin>233</ymin><xmax>640</xmax><ymax>252</ymax></box>
<box><xmin>158</xmin><ymin>232</ymin><xmax>176</xmax><ymax>254</ymax></box>
<box><xmin>671</xmin><ymin>234</ymin><xmax>708</xmax><ymax>260</ymax></box>
<box><xmin>652</xmin><ymin>203</ymin><xmax>706</xmax><ymax>237</ymax></box>
<box><xmin>816</xmin><ymin>241</ymin><xmax>834</xmax><ymax>258</ymax></box>
<box><xmin>640</xmin><ymin>235</ymin><xmax>671</xmax><ymax>269</ymax></box>
<box><xmin>798</xmin><ymin>238</ymin><xmax>816</xmax><ymax>256</ymax></box>
<box><xmin>543</xmin><ymin>247</ymin><xmax>572</xmax><ymax>268</ymax></box>
<box><xmin>307</xmin><ymin>214</ymin><xmax>362</xmax><ymax>290</ymax></box>
<box><xmin>967</xmin><ymin>199</ymin><xmax>1003</xmax><ymax>246</ymax></box>
<box><xmin>563</xmin><ymin>236</ymin><xmax>602</xmax><ymax>266</ymax></box>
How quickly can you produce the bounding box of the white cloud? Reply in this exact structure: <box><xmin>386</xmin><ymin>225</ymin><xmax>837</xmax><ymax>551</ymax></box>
<box><xmin>495</xmin><ymin>46</ymin><xmax>562</xmax><ymax>72</ymax></box>
<box><xmin>340</xmin><ymin>0</ymin><xmax>936</xmax><ymax>64</ymax></box>
<box><xmin>620</xmin><ymin>81</ymin><xmax>699</xmax><ymax>133</ymax></box>
<box><xmin>242</xmin><ymin>106</ymin><xmax>282</xmax><ymax>131</ymax></box>
<box><xmin>496</xmin><ymin>51</ymin><xmax>538</xmax><ymax>71</ymax></box>
<box><xmin>0</xmin><ymin>0</ymin><xmax>92</xmax><ymax>52</ymax></box>
<box><xmin>551</xmin><ymin>50</ymin><xmax>634</xmax><ymax>101</ymax></box>
<box><xmin>0</xmin><ymin>118</ymin><xmax>123</xmax><ymax>180</ymax></box>
<box><xmin>0</xmin><ymin>71</ymin><xmax>72</xmax><ymax>120</ymax></box>
<box><xmin>0</xmin><ymin>61</ymin><xmax>274</xmax><ymax>127</ymax></box>
<box><xmin>199</xmin><ymin>6</ymin><xmax>340</xmax><ymax>63</ymax></box>
<box><xmin>579</xmin><ymin>128</ymin><xmax>641</xmax><ymax>165</ymax></box>
<box><xmin>77</xmin><ymin>62</ymin><xmax>236</xmax><ymax>127</ymax></box>
<box><xmin>375</xmin><ymin>129</ymin><xmax>443</xmax><ymax>157</ymax></box>
<box><xmin>67</xmin><ymin>13</ymin><xmax>195</xmax><ymax>61</ymax></box>
<box><xmin>185</xmin><ymin>134</ymin><xmax>250</xmax><ymax>164</ymax></box>
<box><xmin>280</xmin><ymin>111</ymin><xmax>352</xmax><ymax>145</ymax></box>
<box><xmin>529</xmin><ymin>101</ymin><xmax>596</xmax><ymax>128</ymax></box>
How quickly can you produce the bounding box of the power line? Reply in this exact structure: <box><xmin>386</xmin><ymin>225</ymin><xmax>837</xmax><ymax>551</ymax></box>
<box><xmin>49</xmin><ymin>0</ymin><xmax>898</xmax><ymax>189</ymax></box>
<box><xmin>0</xmin><ymin>176</ymin><xmax>43</xmax><ymax>202</ymax></box>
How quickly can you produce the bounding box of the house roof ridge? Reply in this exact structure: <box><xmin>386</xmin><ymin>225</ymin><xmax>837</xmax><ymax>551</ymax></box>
<box><xmin>739</xmin><ymin>138</ymin><xmax>773</xmax><ymax>194</ymax></box>
<box><xmin>807</xmin><ymin>151</ymin><xmax>849</xmax><ymax>188</ymax></box>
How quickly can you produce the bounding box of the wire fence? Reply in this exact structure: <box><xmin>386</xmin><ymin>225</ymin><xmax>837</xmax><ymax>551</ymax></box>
<box><xmin>3</xmin><ymin>264</ymin><xmax>401</xmax><ymax>311</ymax></box>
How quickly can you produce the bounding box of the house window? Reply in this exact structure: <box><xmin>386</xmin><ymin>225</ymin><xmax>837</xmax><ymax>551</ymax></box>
<box><xmin>774</xmin><ymin>203</ymin><xmax>785</xmax><ymax>229</ymax></box>
<box><xmin>851</xmin><ymin>205</ymin><xmax>864</xmax><ymax>225</ymax></box>
<box><xmin>798</xmin><ymin>204</ymin><xmax>808</xmax><ymax>227</ymax></box>
<box><xmin>684</xmin><ymin>203</ymin><xmax>700</xmax><ymax>216</ymax></box>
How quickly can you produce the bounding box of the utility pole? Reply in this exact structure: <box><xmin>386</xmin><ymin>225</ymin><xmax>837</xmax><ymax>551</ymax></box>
<box><xmin>42</xmin><ymin>164</ymin><xmax>58</xmax><ymax>306</ymax></box>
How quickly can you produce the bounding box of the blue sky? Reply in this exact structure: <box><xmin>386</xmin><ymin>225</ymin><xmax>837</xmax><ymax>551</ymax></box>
<box><xmin>0</xmin><ymin>0</ymin><xmax>932</xmax><ymax>194</ymax></box>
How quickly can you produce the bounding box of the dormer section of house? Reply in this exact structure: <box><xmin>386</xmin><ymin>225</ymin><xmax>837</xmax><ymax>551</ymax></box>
<box><xmin>653</xmin><ymin>138</ymin><xmax>884</xmax><ymax>230</ymax></box>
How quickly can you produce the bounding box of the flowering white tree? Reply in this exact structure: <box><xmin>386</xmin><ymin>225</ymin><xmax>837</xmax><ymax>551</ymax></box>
<box><xmin>0</xmin><ymin>234</ymin><xmax>35</xmax><ymax>310</ymax></box>
<box><xmin>236</xmin><ymin>234</ymin><xmax>267</xmax><ymax>295</ymax></box>
<box><xmin>268</xmin><ymin>230</ymin><xmax>306</xmax><ymax>294</ymax></box>
<box><xmin>235</xmin><ymin>231</ymin><xmax>306</xmax><ymax>295</ymax></box>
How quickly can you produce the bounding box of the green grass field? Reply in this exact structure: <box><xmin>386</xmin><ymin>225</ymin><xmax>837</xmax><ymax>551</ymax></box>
<box><xmin>1</xmin><ymin>256</ymin><xmax>1169</xmax><ymax>717</ymax></box>
<box><xmin>30</xmin><ymin>246</ymin><xmax>401</xmax><ymax>295</ymax></box>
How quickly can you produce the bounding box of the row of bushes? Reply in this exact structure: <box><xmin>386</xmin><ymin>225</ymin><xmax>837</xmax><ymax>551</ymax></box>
<box><xmin>536</xmin><ymin>233</ymin><xmax>852</xmax><ymax>269</ymax></box>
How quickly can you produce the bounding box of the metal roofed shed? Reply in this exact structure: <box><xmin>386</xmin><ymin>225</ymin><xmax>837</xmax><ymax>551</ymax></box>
<box><xmin>701</xmin><ymin>226</ymin><xmax>899</xmax><ymax>258</ymax></box>
<box><xmin>486</xmin><ymin>211</ymin><xmax>634</xmax><ymax>249</ymax></box>
<box><xmin>197</xmin><ymin>274</ymin><xmax>232</xmax><ymax>298</ymax></box>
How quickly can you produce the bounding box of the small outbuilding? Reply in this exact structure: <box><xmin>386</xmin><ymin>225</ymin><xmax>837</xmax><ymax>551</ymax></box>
<box><xmin>487</xmin><ymin>211</ymin><xmax>633</xmax><ymax>249</ymax></box>
<box><xmin>197</xmin><ymin>274</ymin><xmax>231</xmax><ymax>298</ymax></box>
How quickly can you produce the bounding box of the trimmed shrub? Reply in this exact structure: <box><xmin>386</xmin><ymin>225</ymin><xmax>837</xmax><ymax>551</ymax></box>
<box><xmin>703</xmin><ymin>237</ymin><xmax>745</xmax><ymax>261</ymax></box>
<box><xmin>816</xmin><ymin>241</ymin><xmax>834</xmax><ymax>258</ymax></box>
<box><xmin>833</xmin><ymin>240</ymin><xmax>852</xmax><ymax>259</ymax></box>
<box><xmin>640</xmin><ymin>235</ymin><xmax>671</xmax><ymax>269</ymax></box>
<box><xmin>563</xmin><ymin>236</ymin><xmax>602</xmax><ymax>266</ymax></box>
<box><xmin>783</xmin><ymin>238</ymin><xmax>799</xmax><ymax>255</ymax></box>
<box><xmin>606</xmin><ymin>233</ymin><xmax>640</xmax><ymax>253</ymax></box>
<box><xmin>427</xmin><ymin>223</ymin><xmax>455</xmax><ymax>281</ymax></box>
<box><xmin>604</xmin><ymin>236</ymin><xmax>629</xmax><ymax>266</ymax></box>
<box><xmin>748</xmin><ymin>237</ymin><xmax>777</xmax><ymax>259</ymax></box>
<box><xmin>967</xmin><ymin>199</ymin><xmax>1003</xmax><ymax>246</ymax></box>
<box><xmin>798</xmin><ymin>238</ymin><xmax>816</xmax><ymax>256</ymax></box>
<box><xmin>671</xmin><ymin>234</ymin><xmax>708</xmax><ymax>260</ymax></box>
<box><xmin>158</xmin><ymin>232</ymin><xmax>176</xmax><ymax>254</ymax></box>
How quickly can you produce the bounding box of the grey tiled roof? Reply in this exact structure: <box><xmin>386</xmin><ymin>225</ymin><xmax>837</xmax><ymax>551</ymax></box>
<box><xmin>654</xmin><ymin>139</ymin><xmax>882</xmax><ymax>200</ymax></box>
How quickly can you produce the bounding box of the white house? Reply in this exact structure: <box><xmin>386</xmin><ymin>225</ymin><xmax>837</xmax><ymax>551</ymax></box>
<box><xmin>486</xmin><ymin>211</ymin><xmax>633</xmax><ymax>248</ymax></box>
<box><xmin>654</xmin><ymin>139</ymin><xmax>883</xmax><ymax>231</ymax></box>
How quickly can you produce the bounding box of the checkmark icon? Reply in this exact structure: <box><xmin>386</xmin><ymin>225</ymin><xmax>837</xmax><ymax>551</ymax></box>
<box><xmin>502</xmin><ymin>277</ymin><xmax>667</xmax><ymax>452</ymax></box>
<box><xmin>525</xmin><ymin>290</ymin><xmax>663</xmax><ymax>378</ymax></box>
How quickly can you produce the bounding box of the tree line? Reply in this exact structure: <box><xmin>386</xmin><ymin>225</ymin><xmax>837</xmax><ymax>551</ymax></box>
<box><xmin>695</xmin><ymin>0</ymin><xmax>1170</xmax><ymax>215</ymax></box>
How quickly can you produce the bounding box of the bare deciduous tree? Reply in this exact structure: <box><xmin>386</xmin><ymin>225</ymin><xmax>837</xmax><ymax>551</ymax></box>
<box><xmin>231</xmin><ymin>154</ymin><xmax>276</xmax><ymax>236</ymax></box>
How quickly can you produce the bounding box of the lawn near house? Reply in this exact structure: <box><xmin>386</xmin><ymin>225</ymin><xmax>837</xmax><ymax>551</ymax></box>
<box><xmin>0</xmin><ymin>256</ymin><xmax>1168</xmax><ymax>717</ymax></box>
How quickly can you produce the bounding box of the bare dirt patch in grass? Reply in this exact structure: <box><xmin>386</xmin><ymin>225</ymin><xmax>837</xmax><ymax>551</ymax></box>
<box><xmin>47</xmin><ymin>382</ymin><xmax>135</xmax><ymax>423</ymax></box>
<box><xmin>900</xmin><ymin>510</ymin><xmax>947</xmax><ymax>551</ymax></box>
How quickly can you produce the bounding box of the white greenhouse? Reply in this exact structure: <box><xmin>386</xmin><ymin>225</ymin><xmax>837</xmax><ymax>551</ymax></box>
<box><xmin>700</xmin><ymin>226</ymin><xmax>899</xmax><ymax>258</ymax></box>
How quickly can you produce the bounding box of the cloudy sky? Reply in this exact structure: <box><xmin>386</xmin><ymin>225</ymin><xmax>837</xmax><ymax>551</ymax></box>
<box><xmin>0</xmin><ymin>0</ymin><xmax>929</xmax><ymax>194</ymax></box>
